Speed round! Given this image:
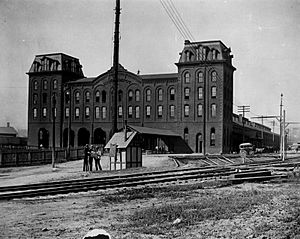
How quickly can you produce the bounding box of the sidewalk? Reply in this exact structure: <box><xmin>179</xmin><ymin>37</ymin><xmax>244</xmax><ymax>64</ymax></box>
<box><xmin>0</xmin><ymin>154</ymin><xmax>176</xmax><ymax>187</ymax></box>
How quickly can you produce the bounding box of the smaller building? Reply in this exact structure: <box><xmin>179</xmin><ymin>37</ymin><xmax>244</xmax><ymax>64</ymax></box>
<box><xmin>0</xmin><ymin>123</ymin><xmax>27</xmax><ymax>148</ymax></box>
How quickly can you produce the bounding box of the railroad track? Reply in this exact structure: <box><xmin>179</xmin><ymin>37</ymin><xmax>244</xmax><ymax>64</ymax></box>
<box><xmin>0</xmin><ymin>158</ymin><xmax>294</xmax><ymax>200</ymax></box>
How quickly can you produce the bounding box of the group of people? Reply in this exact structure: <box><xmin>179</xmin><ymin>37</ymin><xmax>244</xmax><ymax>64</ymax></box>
<box><xmin>83</xmin><ymin>144</ymin><xmax>103</xmax><ymax>172</ymax></box>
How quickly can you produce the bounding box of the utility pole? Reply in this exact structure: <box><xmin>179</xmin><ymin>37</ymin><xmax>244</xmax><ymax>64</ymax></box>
<box><xmin>280</xmin><ymin>93</ymin><xmax>283</xmax><ymax>160</ymax></box>
<box><xmin>112</xmin><ymin>0</ymin><xmax>121</xmax><ymax>135</ymax></box>
<box><xmin>238</xmin><ymin>105</ymin><xmax>250</xmax><ymax>142</ymax></box>
<box><xmin>52</xmin><ymin>93</ymin><xmax>56</xmax><ymax>169</ymax></box>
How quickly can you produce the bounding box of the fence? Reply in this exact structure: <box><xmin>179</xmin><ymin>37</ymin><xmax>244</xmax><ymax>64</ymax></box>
<box><xmin>0</xmin><ymin>148</ymin><xmax>85</xmax><ymax>167</ymax></box>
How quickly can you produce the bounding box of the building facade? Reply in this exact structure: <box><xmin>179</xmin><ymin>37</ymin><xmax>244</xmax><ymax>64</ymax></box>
<box><xmin>27</xmin><ymin>40</ymin><xmax>236</xmax><ymax>154</ymax></box>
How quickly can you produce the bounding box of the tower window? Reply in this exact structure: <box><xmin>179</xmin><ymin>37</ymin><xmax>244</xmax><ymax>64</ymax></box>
<box><xmin>184</xmin><ymin>104</ymin><xmax>190</xmax><ymax>117</ymax></box>
<box><xmin>65</xmin><ymin>107</ymin><xmax>69</xmax><ymax>118</ymax></box>
<box><xmin>198</xmin><ymin>71</ymin><xmax>204</xmax><ymax>83</ymax></box>
<box><xmin>211</xmin><ymin>86</ymin><xmax>217</xmax><ymax>98</ymax></box>
<box><xmin>184</xmin><ymin>88</ymin><xmax>190</xmax><ymax>100</ymax></box>
<box><xmin>211</xmin><ymin>103</ymin><xmax>217</xmax><ymax>117</ymax></box>
<box><xmin>42</xmin><ymin>93</ymin><xmax>47</xmax><ymax>104</ymax></box>
<box><xmin>75</xmin><ymin>92</ymin><xmax>80</xmax><ymax>104</ymax></box>
<box><xmin>33</xmin><ymin>108</ymin><xmax>37</xmax><ymax>119</ymax></box>
<box><xmin>53</xmin><ymin>80</ymin><xmax>57</xmax><ymax>90</ymax></box>
<box><xmin>102</xmin><ymin>106</ymin><xmax>107</xmax><ymax>119</ymax></box>
<box><xmin>128</xmin><ymin>90</ymin><xmax>133</xmax><ymax>101</ymax></box>
<box><xmin>43</xmin><ymin>80</ymin><xmax>48</xmax><ymax>90</ymax></box>
<box><xmin>197</xmin><ymin>104</ymin><xmax>203</xmax><ymax>117</ymax></box>
<box><xmin>42</xmin><ymin>108</ymin><xmax>47</xmax><ymax>118</ymax></box>
<box><xmin>33</xmin><ymin>81</ymin><xmax>38</xmax><ymax>90</ymax></box>
<box><xmin>33</xmin><ymin>94</ymin><xmax>38</xmax><ymax>105</ymax></box>
<box><xmin>212</xmin><ymin>71</ymin><xmax>217</xmax><ymax>82</ymax></box>
<box><xmin>135</xmin><ymin>106</ymin><xmax>140</xmax><ymax>119</ymax></box>
<box><xmin>184</xmin><ymin>72</ymin><xmax>190</xmax><ymax>83</ymax></box>
<box><xmin>170</xmin><ymin>88</ymin><xmax>175</xmax><ymax>101</ymax></box>
<box><xmin>198</xmin><ymin>87</ymin><xmax>203</xmax><ymax>100</ymax></box>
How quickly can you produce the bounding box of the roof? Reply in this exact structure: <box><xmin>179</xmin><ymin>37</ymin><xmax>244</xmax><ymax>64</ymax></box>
<box><xmin>128</xmin><ymin>125</ymin><xmax>180</xmax><ymax>137</ymax></box>
<box><xmin>68</xmin><ymin>77</ymin><xmax>95</xmax><ymax>84</ymax></box>
<box><xmin>105</xmin><ymin>131</ymin><xmax>137</xmax><ymax>149</ymax></box>
<box><xmin>140</xmin><ymin>73</ymin><xmax>177</xmax><ymax>80</ymax></box>
<box><xmin>0</xmin><ymin>127</ymin><xmax>18</xmax><ymax>136</ymax></box>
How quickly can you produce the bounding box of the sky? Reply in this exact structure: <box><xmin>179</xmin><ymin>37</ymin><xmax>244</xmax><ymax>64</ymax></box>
<box><xmin>1</xmin><ymin>0</ymin><xmax>300</xmax><ymax>135</ymax></box>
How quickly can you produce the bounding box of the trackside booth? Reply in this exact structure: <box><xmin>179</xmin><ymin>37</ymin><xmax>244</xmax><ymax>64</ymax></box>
<box><xmin>105</xmin><ymin>131</ymin><xmax>142</xmax><ymax>170</ymax></box>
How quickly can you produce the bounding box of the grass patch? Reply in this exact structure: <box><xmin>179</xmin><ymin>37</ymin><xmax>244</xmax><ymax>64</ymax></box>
<box><xmin>125</xmin><ymin>189</ymin><xmax>274</xmax><ymax>235</ymax></box>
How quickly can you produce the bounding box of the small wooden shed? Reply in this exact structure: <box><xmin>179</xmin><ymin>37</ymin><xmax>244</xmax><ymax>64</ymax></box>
<box><xmin>104</xmin><ymin>131</ymin><xmax>142</xmax><ymax>170</ymax></box>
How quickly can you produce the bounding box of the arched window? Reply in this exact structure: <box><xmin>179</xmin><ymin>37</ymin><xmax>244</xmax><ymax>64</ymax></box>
<box><xmin>53</xmin><ymin>80</ymin><xmax>57</xmax><ymax>90</ymax></box>
<box><xmin>43</xmin><ymin>80</ymin><xmax>48</xmax><ymax>90</ymax></box>
<box><xmin>170</xmin><ymin>88</ymin><xmax>175</xmax><ymax>101</ymax></box>
<box><xmin>198</xmin><ymin>87</ymin><xmax>203</xmax><ymax>100</ymax></box>
<box><xmin>33</xmin><ymin>108</ymin><xmax>37</xmax><ymax>119</ymax></box>
<box><xmin>33</xmin><ymin>81</ymin><xmax>38</xmax><ymax>90</ymax></box>
<box><xmin>146</xmin><ymin>89</ymin><xmax>151</xmax><ymax>102</ymax></box>
<box><xmin>184</xmin><ymin>72</ymin><xmax>190</xmax><ymax>83</ymax></box>
<box><xmin>135</xmin><ymin>90</ymin><xmax>140</xmax><ymax>102</ymax></box>
<box><xmin>33</xmin><ymin>94</ymin><xmax>38</xmax><ymax>105</ymax></box>
<box><xmin>158</xmin><ymin>88</ymin><xmax>163</xmax><ymax>101</ymax></box>
<box><xmin>146</xmin><ymin>106</ymin><xmax>151</xmax><ymax>118</ymax></box>
<box><xmin>65</xmin><ymin>107</ymin><xmax>69</xmax><ymax>118</ymax></box>
<box><xmin>198</xmin><ymin>71</ymin><xmax>204</xmax><ymax>83</ymax></box>
<box><xmin>197</xmin><ymin>104</ymin><xmax>203</xmax><ymax>117</ymax></box>
<box><xmin>170</xmin><ymin>105</ymin><xmax>175</xmax><ymax>118</ymax></box>
<box><xmin>85</xmin><ymin>107</ymin><xmax>90</xmax><ymax>118</ymax></box>
<box><xmin>128</xmin><ymin>90</ymin><xmax>133</xmax><ymax>101</ymax></box>
<box><xmin>75</xmin><ymin>108</ymin><xmax>80</xmax><ymax>118</ymax></box>
<box><xmin>157</xmin><ymin>105</ymin><xmax>163</xmax><ymax>118</ymax></box>
<box><xmin>95</xmin><ymin>107</ymin><xmax>100</xmax><ymax>119</ymax></box>
<box><xmin>102</xmin><ymin>91</ymin><xmax>106</xmax><ymax>103</ymax></box>
<box><xmin>128</xmin><ymin>106</ymin><xmax>133</xmax><ymax>118</ymax></box>
<box><xmin>85</xmin><ymin>92</ymin><xmax>90</xmax><ymax>103</ymax></box>
<box><xmin>95</xmin><ymin>91</ymin><xmax>100</xmax><ymax>103</ymax></box>
<box><xmin>211</xmin><ymin>86</ymin><xmax>217</xmax><ymax>98</ymax></box>
<box><xmin>210</xmin><ymin>128</ymin><xmax>216</xmax><ymax>146</ymax></box>
<box><xmin>42</xmin><ymin>93</ymin><xmax>47</xmax><ymax>104</ymax></box>
<box><xmin>184</xmin><ymin>104</ymin><xmax>189</xmax><ymax>117</ymax></box>
<box><xmin>212</xmin><ymin>71</ymin><xmax>217</xmax><ymax>82</ymax></box>
<box><xmin>184</xmin><ymin>128</ymin><xmax>189</xmax><ymax>144</ymax></box>
<box><xmin>102</xmin><ymin>106</ymin><xmax>107</xmax><ymax>119</ymax></box>
<box><xmin>42</xmin><ymin>108</ymin><xmax>47</xmax><ymax>118</ymax></box>
<box><xmin>118</xmin><ymin>106</ymin><xmax>123</xmax><ymax>118</ymax></box>
<box><xmin>135</xmin><ymin>106</ymin><xmax>140</xmax><ymax>118</ymax></box>
<box><xmin>184</xmin><ymin>88</ymin><xmax>190</xmax><ymax>100</ymax></box>
<box><xmin>211</xmin><ymin>104</ymin><xmax>217</xmax><ymax>117</ymax></box>
<box><xmin>75</xmin><ymin>92</ymin><xmax>80</xmax><ymax>104</ymax></box>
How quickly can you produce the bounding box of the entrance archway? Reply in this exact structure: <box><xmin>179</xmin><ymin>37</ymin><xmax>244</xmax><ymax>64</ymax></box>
<box><xmin>63</xmin><ymin>128</ymin><xmax>75</xmax><ymax>148</ymax></box>
<box><xmin>196</xmin><ymin>133</ymin><xmax>203</xmax><ymax>153</ymax></box>
<box><xmin>78</xmin><ymin>128</ymin><xmax>90</xmax><ymax>146</ymax></box>
<box><xmin>93</xmin><ymin>128</ymin><xmax>106</xmax><ymax>145</ymax></box>
<box><xmin>38</xmin><ymin>128</ymin><xmax>49</xmax><ymax>148</ymax></box>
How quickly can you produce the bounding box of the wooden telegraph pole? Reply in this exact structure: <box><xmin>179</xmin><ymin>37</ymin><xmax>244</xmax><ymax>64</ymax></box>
<box><xmin>112</xmin><ymin>0</ymin><xmax>121</xmax><ymax>135</ymax></box>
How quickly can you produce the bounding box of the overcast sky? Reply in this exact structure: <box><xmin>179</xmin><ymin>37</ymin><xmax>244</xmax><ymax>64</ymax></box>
<box><xmin>1</xmin><ymin>0</ymin><xmax>300</xmax><ymax>133</ymax></box>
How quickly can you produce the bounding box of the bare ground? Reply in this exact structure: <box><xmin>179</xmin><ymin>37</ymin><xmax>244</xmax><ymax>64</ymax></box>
<box><xmin>1</xmin><ymin>177</ymin><xmax>300</xmax><ymax>239</ymax></box>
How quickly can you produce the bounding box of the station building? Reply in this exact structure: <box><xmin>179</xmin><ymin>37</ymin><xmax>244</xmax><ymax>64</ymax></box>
<box><xmin>27</xmin><ymin>40</ymin><xmax>277</xmax><ymax>154</ymax></box>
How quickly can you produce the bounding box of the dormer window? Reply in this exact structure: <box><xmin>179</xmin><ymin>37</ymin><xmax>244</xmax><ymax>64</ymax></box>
<box><xmin>212</xmin><ymin>49</ymin><xmax>219</xmax><ymax>60</ymax></box>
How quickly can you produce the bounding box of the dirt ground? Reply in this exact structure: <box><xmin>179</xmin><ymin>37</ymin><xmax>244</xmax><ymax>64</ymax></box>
<box><xmin>1</xmin><ymin>155</ymin><xmax>300</xmax><ymax>238</ymax></box>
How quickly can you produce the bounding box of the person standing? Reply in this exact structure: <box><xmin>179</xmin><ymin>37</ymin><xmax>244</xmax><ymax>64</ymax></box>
<box><xmin>95</xmin><ymin>146</ymin><xmax>102</xmax><ymax>171</ymax></box>
<box><xmin>83</xmin><ymin>144</ymin><xmax>89</xmax><ymax>171</ymax></box>
<box><xmin>89</xmin><ymin>145</ymin><xmax>94</xmax><ymax>171</ymax></box>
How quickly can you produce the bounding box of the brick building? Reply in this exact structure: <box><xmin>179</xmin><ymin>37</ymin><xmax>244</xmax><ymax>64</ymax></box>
<box><xmin>27</xmin><ymin>40</ymin><xmax>236</xmax><ymax>154</ymax></box>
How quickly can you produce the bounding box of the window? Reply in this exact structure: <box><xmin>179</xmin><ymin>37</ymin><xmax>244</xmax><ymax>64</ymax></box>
<box><xmin>42</xmin><ymin>93</ymin><xmax>47</xmax><ymax>104</ymax></box>
<box><xmin>54</xmin><ymin>108</ymin><xmax>57</xmax><ymax>118</ymax></box>
<box><xmin>184</xmin><ymin>88</ymin><xmax>190</xmax><ymax>100</ymax></box>
<box><xmin>118</xmin><ymin>90</ymin><xmax>123</xmax><ymax>102</ymax></box>
<box><xmin>128</xmin><ymin>106</ymin><xmax>133</xmax><ymax>118</ymax></box>
<box><xmin>85</xmin><ymin>92</ymin><xmax>90</xmax><ymax>103</ymax></box>
<box><xmin>212</xmin><ymin>71</ymin><xmax>217</xmax><ymax>82</ymax></box>
<box><xmin>211</xmin><ymin>86</ymin><xmax>217</xmax><ymax>98</ymax></box>
<box><xmin>43</xmin><ymin>80</ymin><xmax>48</xmax><ymax>90</ymax></box>
<box><xmin>33</xmin><ymin>94</ymin><xmax>38</xmax><ymax>105</ymax></box>
<box><xmin>102</xmin><ymin>106</ymin><xmax>107</xmax><ymax>119</ymax></box>
<box><xmin>184</xmin><ymin>104</ymin><xmax>189</xmax><ymax>117</ymax></box>
<box><xmin>210</xmin><ymin>128</ymin><xmax>216</xmax><ymax>146</ymax></box>
<box><xmin>95</xmin><ymin>107</ymin><xmax>100</xmax><ymax>119</ymax></box>
<box><xmin>33</xmin><ymin>81</ymin><xmax>38</xmax><ymax>90</ymax></box>
<box><xmin>146</xmin><ymin>106</ymin><xmax>151</xmax><ymax>118</ymax></box>
<box><xmin>198</xmin><ymin>87</ymin><xmax>203</xmax><ymax>100</ymax></box>
<box><xmin>75</xmin><ymin>92</ymin><xmax>80</xmax><ymax>104</ymax></box>
<box><xmin>65</xmin><ymin>92</ymin><xmax>70</xmax><ymax>104</ymax></box>
<box><xmin>95</xmin><ymin>91</ymin><xmax>100</xmax><ymax>103</ymax></box>
<box><xmin>85</xmin><ymin>107</ymin><xmax>90</xmax><ymax>118</ymax></box>
<box><xmin>135</xmin><ymin>106</ymin><xmax>140</xmax><ymax>119</ymax></box>
<box><xmin>170</xmin><ymin>105</ymin><xmax>175</xmax><ymax>118</ymax></box>
<box><xmin>198</xmin><ymin>71</ymin><xmax>204</xmax><ymax>83</ymax></box>
<box><xmin>197</xmin><ymin>104</ymin><xmax>203</xmax><ymax>117</ymax></box>
<box><xmin>158</xmin><ymin>88</ymin><xmax>163</xmax><ymax>101</ymax></box>
<box><xmin>65</xmin><ymin>108</ymin><xmax>69</xmax><ymax>118</ymax></box>
<box><xmin>75</xmin><ymin>108</ymin><xmax>80</xmax><ymax>118</ymax></box>
<box><xmin>33</xmin><ymin>108</ymin><xmax>37</xmax><ymax>119</ymax></box>
<box><xmin>118</xmin><ymin>106</ymin><xmax>123</xmax><ymax>118</ymax></box>
<box><xmin>102</xmin><ymin>91</ymin><xmax>107</xmax><ymax>103</ymax></box>
<box><xmin>211</xmin><ymin>104</ymin><xmax>217</xmax><ymax>117</ymax></box>
<box><xmin>184</xmin><ymin>72</ymin><xmax>190</xmax><ymax>83</ymax></box>
<box><xmin>157</xmin><ymin>105</ymin><xmax>163</xmax><ymax>118</ymax></box>
<box><xmin>42</xmin><ymin>108</ymin><xmax>47</xmax><ymax>118</ymax></box>
<box><xmin>146</xmin><ymin>89</ymin><xmax>151</xmax><ymax>102</ymax></box>
<box><xmin>128</xmin><ymin>90</ymin><xmax>133</xmax><ymax>101</ymax></box>
<box><xmin>135</xmin><ymin>90</ymin><xmax>140</xmax><ymax>102</ymax></box>
<box><xmin>184</xmin><ymin>128</ymin><xmax>189</xmax><ymax>144</ymax></box>
<box><xmin>53</xmin><ymin>80</ymin><xmax>57</xmax><ymax>90</ymax></box>
<box><xmin>170</xmin><ymin>88</ymin><xmax>175</xmax><ymax>101</ymax></box>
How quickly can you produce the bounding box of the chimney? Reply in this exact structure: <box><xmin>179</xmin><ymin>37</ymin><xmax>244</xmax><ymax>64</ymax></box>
<box><xmin>7</xmin><ymin>122</ymin><xmax>10</xmax><ymax>127</ymax></box>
